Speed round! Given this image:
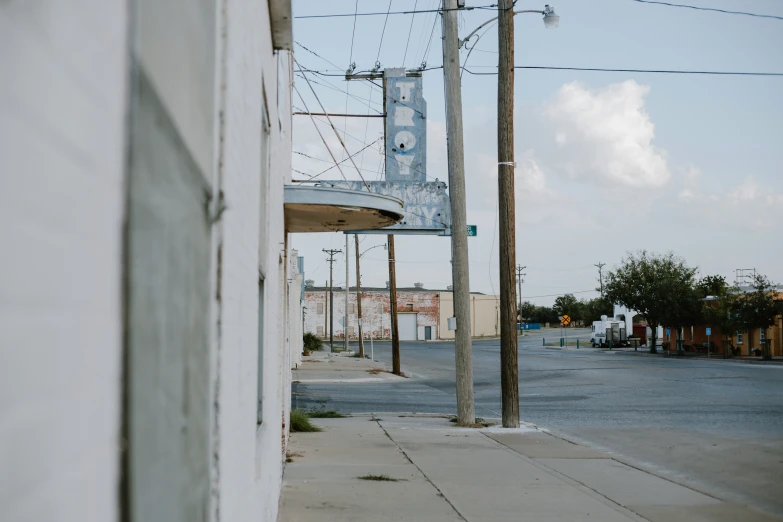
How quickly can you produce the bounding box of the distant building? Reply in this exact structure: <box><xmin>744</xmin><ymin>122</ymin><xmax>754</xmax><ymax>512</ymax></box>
<box><xmin>304</xmin><ymin>286</ymin><xmax>501</xmax><ymax>341</ymax></box>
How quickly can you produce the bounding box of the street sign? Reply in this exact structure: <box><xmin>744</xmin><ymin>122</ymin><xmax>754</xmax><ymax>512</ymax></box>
<box><xmin>706</xmin><ymin>327</ymin><xmax>712</xmax><ymax>336</ymax></box>
<box><xmin>467</xmin><ymin>225</ymin><xmax>477</xmax><ymax>236</ymax></box>
<box><xmin>562</xmin><ymin>315</ymin><xmax>571</xmax><ymax>326</ymax></box>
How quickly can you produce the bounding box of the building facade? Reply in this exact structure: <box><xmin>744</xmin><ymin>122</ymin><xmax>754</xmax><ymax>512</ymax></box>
<box><xmin>2</xmin><ymin>2</ymin><xmax>299</xmax><ymax>522</ymax></box>
<box><xmin>304</xmin><ymin>286</ymin><xmax>500</xmax><ymax>341</ymax></box>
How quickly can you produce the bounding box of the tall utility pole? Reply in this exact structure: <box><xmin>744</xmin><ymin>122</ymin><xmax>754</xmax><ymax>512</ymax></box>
<box><xmin>595</xmin><ymin>262</ymin><xmax>606</xmax><ymax>297</ymax></box>
<box><xmin>387</xmin><ymin>235</ymin><xmax>401</xmax><ymax>375</ymax></box>
<box><xmin>498</xmin><ymin>0</ymin><xmax>519</xmax><ymax>428</ymax></box>
<box><xmin>324</xmin><ymin>280</ymin><xmax>328</xmax><ymax>339</ymax></box>
<box><xmin>441</xmin><ymin>0</ymin><xmax>476</xmax><ymax>426</ymax></box>
<box><xmin>516</xmin><ymin>265</ymin><xmax>527</xmax><ymax>319</ymax></box>
<box><xmin>345</xmin><ymin>235</ymin><xmax>350</xmax><ymax>351</ymax></box>
<box><xmin>354</xmin><ymin>235</ymin><xmax>365</xmax><ymax>357</ymax></box>
<box><xmin>323</xmin><ymin>249</ymin><xmax>342</xmax><ymax>352</ymax></box>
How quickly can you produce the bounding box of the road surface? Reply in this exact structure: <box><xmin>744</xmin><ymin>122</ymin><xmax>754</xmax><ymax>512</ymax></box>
<box><xmin>292</xmin><ymin>330</ymin><xmax>783</xmax><ymax>516</ymax></box>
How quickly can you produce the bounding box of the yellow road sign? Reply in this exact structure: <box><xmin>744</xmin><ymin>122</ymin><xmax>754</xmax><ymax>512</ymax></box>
<box><xmin>562</xmin><ymin>315</ymin><xmax>571</xmax><ymax>326</ymax></box>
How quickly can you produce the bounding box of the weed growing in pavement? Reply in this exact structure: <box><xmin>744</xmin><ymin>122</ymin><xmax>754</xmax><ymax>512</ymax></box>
<box><xmin>307</xmin><ymin>409</ymin><xmax>346</xmax><ymax>418</ymax></box>
<box><xmin>357</xmin><ymin>474</ymin><xmax>405</xmax><ymax>482</ymax></box>
<box><xmin>285</xmin><ymin>451</ymin><xmax>303</xmax><ymax>463</ymax></box>
<box><xmin>290</xmin><ymin>409</ymin><xmax>323</xmax><ymax>433</ymax></box>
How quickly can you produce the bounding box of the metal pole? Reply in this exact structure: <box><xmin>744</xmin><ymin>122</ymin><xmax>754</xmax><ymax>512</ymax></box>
<box><xmin>441</xmin><ymin>0</ymin><xmax>476</xmax><ymax>426</ymax></box>
<box><xmin>330</xmin><ymin>262</ymin><xmax>335</xmax><ymax>353</ymax></box>
<box><xmin>345</xmin><ymin>235</ymin><xmax>350</xmax><ymax>351</ymax></box>
<box><xmin>498</xmin><ymin>0</ymin><xmax>520</xmax><ymax>428</ymax></box>
<box><xmin>388</xmin><ymin>235</ymin><xmax>401</xmax><ymax>375</ymax></box>
<box><xmin>370</xmin><ymin>316</ymin><xmax>374</xmax><ymax>360</ymax></box>
<box><xmin>355</xmin><ymin>234</ymin><xmax>365</xmax><ymax>357</ymax></box>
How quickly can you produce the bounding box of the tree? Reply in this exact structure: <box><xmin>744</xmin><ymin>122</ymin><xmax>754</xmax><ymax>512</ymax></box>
<box><xmin>734</xmin><ymin>274</ymin><xmax>779</xmax><ymax>358</ymax></box>
<box><xmin>519</xmin><ymin>301</ymin><xmax>536</xmax><ymax>322</ymax></box>
<box><xmin>553</xmin><ymin>294</ymin><xmax>578</xmax><ymax>318</ymax></box>
<box><xmin>581</xmin><ymin>296</ymin><xmax>613</xmax><ymax>324</ymax></box>
<box><xmin>604</xmin><ymin>251</ymin><xmax>699</xmax><ymax>354</ymax></box>
<box><xmin>699</xmin><ymin>275</ymin><xmax>739</xmax><ymax>355</ymax></box>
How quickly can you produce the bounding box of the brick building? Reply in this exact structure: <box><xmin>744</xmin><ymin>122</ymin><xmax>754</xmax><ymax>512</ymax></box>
<box><xmin>304</xmin><ymin>285</ymin><xmax>500</xmax><ymax>341</ymax></box>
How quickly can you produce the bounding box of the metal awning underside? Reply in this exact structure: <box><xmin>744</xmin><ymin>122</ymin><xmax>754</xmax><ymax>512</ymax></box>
<box><xmin>284</xmin><ymin>185</ymin><xmax>404</xmax><ymax>233</ymax></box>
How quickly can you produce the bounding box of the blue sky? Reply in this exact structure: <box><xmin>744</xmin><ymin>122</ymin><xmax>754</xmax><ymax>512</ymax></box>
<box><xmin>290</xmin><ymin>0</ymin><xmax>783</xmax><ymax>305</ymax></box>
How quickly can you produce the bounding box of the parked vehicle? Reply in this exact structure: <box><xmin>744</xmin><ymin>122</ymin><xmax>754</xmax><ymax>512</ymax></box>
<box><xmin>591</xmin><ymin>315</ymin><xmax>628</xmax><ymax>347</ymax></box>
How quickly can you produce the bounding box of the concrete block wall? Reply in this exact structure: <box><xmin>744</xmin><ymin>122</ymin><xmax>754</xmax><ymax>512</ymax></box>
<box><xmin>0</xmin><ymin>2</ymin><xmax>128</xmax><ymax>521</ymax></box>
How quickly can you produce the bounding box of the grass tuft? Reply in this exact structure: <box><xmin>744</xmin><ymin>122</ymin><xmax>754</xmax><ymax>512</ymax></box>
<box><xmin>290</xmin><ymin>409</ymin><xmax>323</xmax><ymax>433</ymax></box>
<box><xmin>357</xmin><ymin>474</ymin><xmax>404</xmax><ymax>482</ymax></box>
<box><xmin>307</xmin><ymin>409</ymin><xmax>346</xmax><ymax>418</ymax></box>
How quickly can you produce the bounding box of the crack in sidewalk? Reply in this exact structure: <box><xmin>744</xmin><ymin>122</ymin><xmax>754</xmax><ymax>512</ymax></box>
<box><xmin>375</xmin><ymin>419</ymin><xmax>470</xmax><ymax>522</ymax></box>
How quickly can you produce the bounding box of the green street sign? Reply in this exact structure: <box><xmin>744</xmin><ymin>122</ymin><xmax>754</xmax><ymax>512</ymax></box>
<box><xmin>467</xmin><ymin>225</ymin><xmax>477</xmax><ymax>237</ymax></box>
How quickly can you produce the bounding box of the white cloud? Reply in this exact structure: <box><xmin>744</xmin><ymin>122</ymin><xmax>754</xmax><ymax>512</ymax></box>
<box><xmin>678</xmin><ymin>165</ymin><xmax>702</xmax><ymax>200</ymax></box>
<box><xmin>728</xmin><ymin>177</ymin><xmax>758</xmax><ymax>204</ymax></box>
<box><xmin>545</xmin><ymin>80</ymin><xmax>671</xmax><ymax>188</ymax></box>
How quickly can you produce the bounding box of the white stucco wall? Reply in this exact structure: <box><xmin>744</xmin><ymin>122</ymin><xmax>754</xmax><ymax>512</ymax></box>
<box><xmin>0</xmin><ymin>2</ymin><xmax>128</xmax><ymax>521</ymax></box>
<box><xmin>213</xmin><ymin>1</ymin><xmax>293</xmax><ymax>520</ymax></box>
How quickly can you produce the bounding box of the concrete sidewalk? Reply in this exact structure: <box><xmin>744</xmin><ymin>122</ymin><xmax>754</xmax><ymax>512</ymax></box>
<box><xmin>279</xmin><ymin>415</ymin><xmax>781</xmax><ymax>522</ymax></box>
<box><xmin>293</xmin><ymin>351</ymin><xmax>407</xmax><ymax>384</ymax></box>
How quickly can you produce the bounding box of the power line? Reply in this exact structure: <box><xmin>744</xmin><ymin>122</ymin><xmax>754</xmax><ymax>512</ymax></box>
<box><xmin>402</xmin><ymin>0</ymin><xmax>419</xmax><ymax>67</ymax></box>
<box><xmin>295</xmin><ymin>41</ymin><xmax>342</xmax><ymax>70</ymax></box>
<box><xmin>299</xmin><ymin>65</ymin><xmax>783</xmax><ymax>78</ymax></box>
<box><xmin>294</xmin><ymin>72</ymin><xmax>384</xmax><ymax>114</ymax></box>
<box><xmin>467</xmin><ymin>66</ymin><xmax>783</xmax><ymax>77</ymax></box>
<box><xmin>295</xmin><ymin>5</ymin><xmax>497</xmax><ymax>20</ymax></box>
<box><xmin>421</xmin><ymin>8</ymin><xmax>440</xmax><ymax>66</ymax></box>
<box><xmin>376</xmin><ymin>1</ymin><xmax>394</xmax><ymax>64</ymax></box>
<box><xmin>631</xmin><ymin>0</ymin><xmax>783</xmax><ymax>21</ymax></box>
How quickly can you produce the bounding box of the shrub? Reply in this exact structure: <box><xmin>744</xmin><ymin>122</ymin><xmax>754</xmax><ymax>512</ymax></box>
<box><xmin>303</xmin><ymin>332</ymin><xmax>323</xmax><ymax>352</ymax></box>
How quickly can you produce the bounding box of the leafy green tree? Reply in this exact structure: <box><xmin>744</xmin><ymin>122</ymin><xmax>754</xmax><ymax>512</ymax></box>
<box><xmin>581</xmin><ymin>296</ymin><xmax>613</xmax><ymax>323</ymax></box>
<box><xmin>519</xmin><ymin>301</ymin><xmax>536</xmax><ymax>321</ymax></box>
<box><xmin>699</xmin><ymin>275</ymin><xmax>739</xmax><ymax>354</ymax></box>
<box><xmin>605</xmin><ymin>251</ymin><xmax>699</xmax><ymax>354</ymax></box>
<box><xmin>734</xmin><ymin>274</ymin><xmax>779</xmax><ymax>358</ymax></box>
<box><xmin>553</xmin><ymin>294</ymin><xmax>579</xmax><ymax>319</ymax></box>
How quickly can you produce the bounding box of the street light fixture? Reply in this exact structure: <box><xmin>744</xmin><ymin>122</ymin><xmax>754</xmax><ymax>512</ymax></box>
<box><xmin>459</xmin><ymin>5</ymin><xmax>559</xmax><ymax>49</ymax></box>
<box><xmin>543</xmin><ymin>5</ymin><xmax>560</xmax><ymax>29</ymax></box>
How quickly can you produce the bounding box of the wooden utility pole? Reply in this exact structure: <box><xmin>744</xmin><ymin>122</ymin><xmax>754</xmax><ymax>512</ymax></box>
<box><xmin>441</xmin><ymin>0</ymin><xmax>476</xmax><ymax>426</ymax></box>
<box><xmin>595</xmin><ymin>262</ymin><xmax>606</xmax><ymax>296</ymax></box>
<box><xmin>354</xmin><ymin>234</ymin><xmax>365</xmax><ymax>357</ymax></box>
<box><xmin>323</xmin><ymin>249</ymin><xmax>342</xmax><ymax>353</ymax></box>
<box><xmin>516</xmin><ymin>265</ymin><xmax>526</xmax><ymax>320</ymax></box>
<box><xmin>324</xmin><ymin>280</ymin><xmax>328</xmax><ymax>339</ymax></box>
<box><xmin>387</xmin><ymin>235</ymin><xmax>401</xmax><ymax>375</ymax></box>
<box><xmin>498</xmin><ymin>0</ymin><xmax>520</xmax><ymax>428</ymax></box>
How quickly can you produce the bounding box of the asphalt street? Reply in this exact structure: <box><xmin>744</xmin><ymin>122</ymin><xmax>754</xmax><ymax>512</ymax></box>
<box><xmin>292</xmin><ymin>329</ymin><xmax>783</xmax><ymax>516</ymax></box>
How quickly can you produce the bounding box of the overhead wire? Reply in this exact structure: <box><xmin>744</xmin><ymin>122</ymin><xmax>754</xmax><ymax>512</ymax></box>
<box><xmin>296</xmin><ymin>64</ymin><xmax>373</xmax><ymax>190</ymax></box>
<box><xmin>293</xmin><ymin>85</ymin><xmax>348</xmax><ymax>181</ymax></box>
<box><xmin>343</xmin><ymin>0</ymin><xmax>361</xmax><ymax>162</ymax></box>
<box><xmin>402</xmin><ymin>0</ymin><xmax>419</xmax><ymax>67</ymax></box>
<box><xmin>421</xmin><ymin>7</ymin><xmax>440</xmax><ymax>67</ymax></box>
<box><xmin>376</xmin><ymin>1</ymin><xmax>394</xmax><ymax>64</ymax></box>
<box><xmin>630</xmin><ymin>0</ymin><xmax>783</xmax><ymax>21</ymax></box>
<box><xmin>295</xmin><ymin>4</ymin><xmax>498</xmax><ymax>19</ymax></box>
<box><xmin>299</xmin><ymin>65</ymin><xmax>783</xmax><ymax>77</ymax></box>
<box><xmin>294</xmin><ymin>72</ymin><xmax>383</xmax><ymax>113</ymax></box>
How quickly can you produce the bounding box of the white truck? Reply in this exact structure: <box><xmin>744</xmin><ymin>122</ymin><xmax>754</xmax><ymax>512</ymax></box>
<box><xmin>591</xmin><ymin>315</ymin><xmax>628</xmax><ymax>347</ymax></box>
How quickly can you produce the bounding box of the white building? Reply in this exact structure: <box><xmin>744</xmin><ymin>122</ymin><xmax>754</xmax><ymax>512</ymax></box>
<box><xmin>1</xmin><ymin>1</ymin><xmax>300</xmax><ymax>521</ymax></box>
<box><xmin>1</xmin><ymin>2</ymin><xmax>405</xmax><ymax>520</ymax></box>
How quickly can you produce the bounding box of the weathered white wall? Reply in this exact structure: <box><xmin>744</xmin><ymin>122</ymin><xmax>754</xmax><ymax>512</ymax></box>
<box><xmin>0</xmin><ymin>2</ymin><xmax>128</xmax><ymax>521</ymax></box>
<box><xmin>439</xmin><ymin>292</ymin><xmax>500</xmax><ymax>339</ymax></box>
<box><xmin>213</xmin><ymin>0</ymin><xmax>293</xmax><ymax>520</ymax></box>
<box><xmin>304</xmin><ymin>289</ymin><xmax>440</xmax><ymax>340</ymax></box>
